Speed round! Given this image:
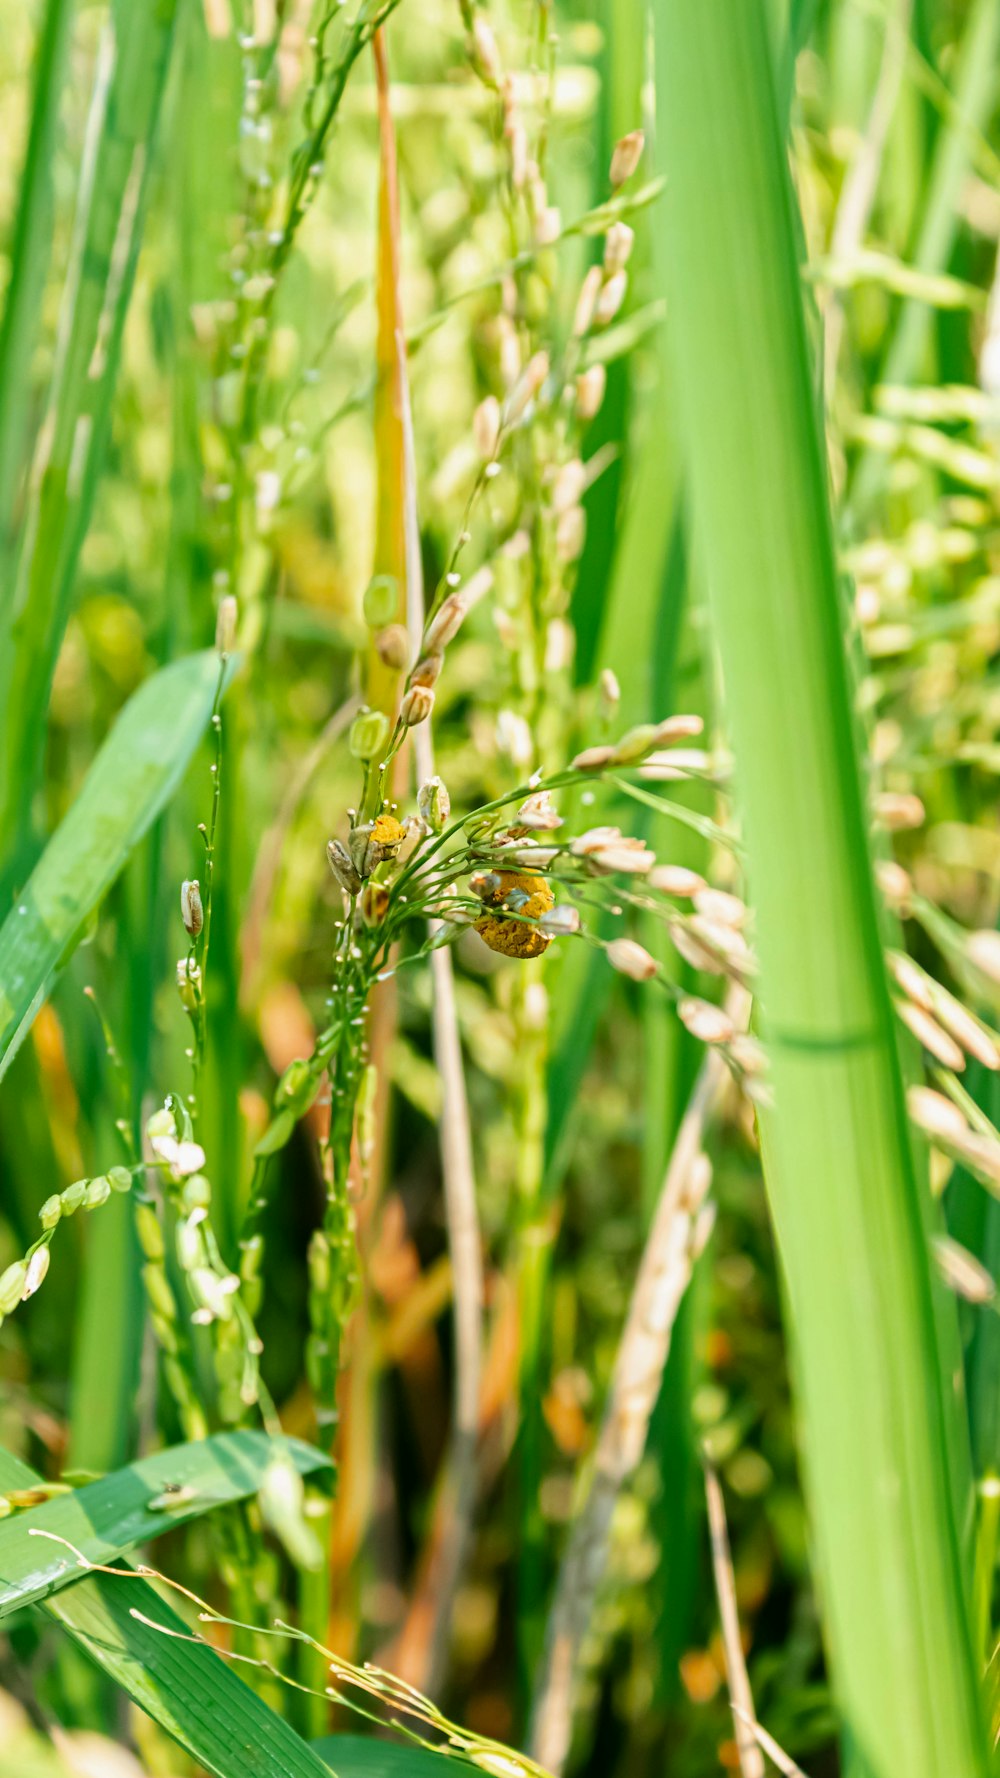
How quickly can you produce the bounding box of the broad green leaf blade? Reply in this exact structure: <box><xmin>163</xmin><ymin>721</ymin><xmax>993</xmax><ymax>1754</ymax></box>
<box><xmin>314</xmin><ymin>1738</ymin><xmax>463</xmax><ymax>1776</ymax></box>
<box><xmin>656</xmin><ymin>5</ymin><xmax>989</xmax><ymax>1777</ymax></box>
<box><xmin>0</xmin><ymin>649</ymin><xmax>233</xmax><ymax>1081</ymax></box>
<box><xmin>0</xmin><ymin>1447</ymin><xmax>335</xmax><ymax>1778</ymax></box>
<box><xmin>0</xmin><ymin>0</ymin><xmax>181</xmax><ymax>879</ymax></box>
<box><xmin>0</xmin><ymin>1431</ymin><xmax>330</xmax><ymax>1619</ymax></box>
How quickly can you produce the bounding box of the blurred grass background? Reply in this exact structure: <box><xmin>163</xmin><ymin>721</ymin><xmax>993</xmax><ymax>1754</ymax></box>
<box><xmin>1</xmin><ymin>1</ymin><xmax>1000</xmax><ymax>1774</ymax></box>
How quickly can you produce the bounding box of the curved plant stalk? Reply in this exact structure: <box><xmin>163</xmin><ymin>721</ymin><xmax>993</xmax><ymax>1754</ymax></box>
<box><xmin>656</xmin><ymin>6</ymin><xmax>988</xmax><ymax>1776</ymax></box>
<box><xmin>704</xmin><ymin>1463</ymin><xmax>765</xmax><ymax>1778</ymax></box>
<box><xmin>529</xmin><ymin>1031</ymin><xmax>732</xmax><ymax>1771</ymax></box>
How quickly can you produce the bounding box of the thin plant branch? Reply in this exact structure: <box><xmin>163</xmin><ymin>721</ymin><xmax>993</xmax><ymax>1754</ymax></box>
<box><xmin>733</xmin><ymin>1704</ymin><xmax>812</xmax><ymax>1778</ymax></box>
<box><xmin>528</xmin><ymin>995</ymin><xmax>746</xmax><ymax>1772</ymax></box>
<box><xmin>704</xmin><ymin>1462</ymin><xmax>766</xmax><ymax>1778</ymax></box>
<box><xmin>374</xmin><ymin>23</ymin><xmax>484</xmax><ymax>1692</ymax></box>
<box><xmin>823</xmin><ymin>0</ymin><xmax>913</xmax><ymax>397</ymax></box>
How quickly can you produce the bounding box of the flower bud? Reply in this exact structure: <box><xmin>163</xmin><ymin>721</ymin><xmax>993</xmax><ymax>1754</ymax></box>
<box><xmin>539</xmin><ymin>905</ymin><xmax>581</xmax><ymax>937</ymax></box>
<box><xmin>424</xmin><ymin>595</ymin><xmax>468</xmax><ymax>653</ymax></box>
<box><xmin>327</xmin><ymin>838</ymin><xmax>363</xmax><ymax>897</ymax></box>
<box><xmin>361</xmin><ymin>883</ymin><xmax>390</xmax><ymax>926</ymax></box>
<box><xmin>215</xmin><ymin>594</ymin><xmax>238</xmax><ymax>656</ymax></box>
<box><xmin>181</xmin><ymin>1173</ymin><xmax>212</xmax><ymax>1212</ymax></box>
<box><xmin>85</xmin><ymin>1176</ymin><xmax>112</xmax><ymax>1210</ymax></box>
<box><xmin>39</xmin><ymin>1195</ymin><xmax>62</xmax><ymax>1230</ymax></box>
<box><xmin>471</xmin><ymin>14</ymin><xmax>502</xmax><ymax>84</ymax></box>
<box><xmin>506</xmin><ymin>351</ymin><xmax>549</xmax><ymax>423</ymax></box>
<box><xmin>610</xmin><ymin>129</ymin><xmax>644</xmax><ymax>187</ymax></box>
<box><xmin>603</xmin><ymin>221</ymin><xmax>634</xmax><ymax>275</ymax></box>
<box><xmin>410</xmin><ymin>655</ymin><xmax>443</xmax><ymax>689</ymax></box>
<box><xmin>572</xmin><ymin>266</ymin><xmax>603</xmax><ymax>338</ymax></box>
<box><xmin>607</xmin><ymin>937</ymin><xmax>658</xmax><ymax>981</ymax></box>
<box><xmin>555</xmin><ymin>506</ymin><xmax>586</xmax><ymax>562</ymax></box>
<box><xmin>60</xmin><ymin>1180</ymin><xmax>87</xmax><ymax>1215</ymax></box>
<box><xmin>181</xmin><ymin>879</ymin><xmax>204</xmax><ymax>937</ymax></box>
<box><xmin>136</xmin><ymin>1205</ymin><xmax>164</xmax><ymax>1262</ymax></box>
<box><xmin>418</xmin><ymin>776</ymin><xmax>451</xmax><ymax>832</ymax></box>
<box><xmin>401</xmin><ymin>684</ymin><xmax>435</xmax><ymax>727</ymax></box>
<box><xmin>0</xmin><ymin>1262</ymin><xmax>27</xmax><ymax>1314</ymax></box>
<box><xmin>375</xmin><ymin>623</ymin><xmax>409</xmax><ymax>670</ymax></box>
<box><xmin>473</xmin><ymin>395</ymin><xmax>502</xmax><ymax>460</ymax></box>
<box><xmin>552</xmin><ymin>458</ymin><xmax>586</xmax><ymax>514</ymax></box>
<box><xmin>176</xmin><ymin>958</ymin><xmax>202</xmax><ymax>1013</ymax></box>
<box><xmin>349</xmin><ymin>707</ymin><xmax>390</xmax><ymax>763</ymax></box>
<box><xmin>575</xmin><ymin>364</ymin><xmax>607</xmax><ymax>420</ymax></box>
<box><xmin>108</xmin><ymin>1166</ymin><xmax>133</xmax><ymax>1194</ymax></box>
<box><xmin>535</xmin><ymin>204</ymin><xmax>561</xmax><ymax>246</ymax></box>
<box><xmin>595</xmin><ymin>271</ymin><xmax>627</xmax><ymax>327</ymax></box>
<box><xmin>22</xmin><ymin>1248</ymin><xmax>50</xmax><ymax>1299</ymax></box>
<box><xmin>363</xmin><ymin>574</ymin><xmax>398</xmax><ymax>629</ymax></box>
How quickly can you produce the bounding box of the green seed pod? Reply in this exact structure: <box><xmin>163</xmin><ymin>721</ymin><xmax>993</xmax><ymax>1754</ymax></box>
<box><xmin>142</xmin><ymin>1264</ymin><xmax>177</xmax><ymax>1321</ymax></box>
<box><xmin>610</xmin><ymin>723</ymin><xmax>659</xmax><ymax>764</ymax></box>
<box><xmin>0</xmin><ymin>1262</ymin><xmax>27</xmax><ymax>1314</ymax></box>
<box><xmin>363</xmin><ymin>573</ymin><xmax>398</xmax><ymax>629</ymax></box>
<box><xmin>84</xmin><ymin>1176</ymin><xmax>112</xmax><ymax>1210</ymax></box>
<box><xmin>176</xmin><ymin>1220</ymin><xmax>202</xmax><ymax>1273</ymax></box>
<box><xmin>60</xmin><ymin>1180</ymin><xmax>87</xmax><ymax>1215</ymax></box>
<box><xmin>181</xmin><ymin>1173</ymin><xmax>212</xmax><ymax>1213</ymax></box>
<box><xmin>108</xmin><ymin>1166</ymin><xmax>132</xmax><ymax>1194</ymax></box>
<box><xmin>276</xmin><ymin>1057</ymin><xmax>313</xmax><ymax>1109</ymax></box>
<box><xmin>417</xmin><ymin>775</ymin><xmax>451</xmax><ymax>833</ymax></box>
<box><xmin>135</xmin><ymin>1205</ymin><xmax>164</xmax><ymax>1262</ymax></box>
<box><xmin>349</xmin><ymin>707</ymin><xmax>391</xmax><ymax>763</ymax></box>
<box><xmin>240</xmin><ymin>1234</ymin><xmax>264</xmax><ymax>1281</ymax></box>
<box><xmin>39</xmin><ymin>1196</ymin><xmax>62</xmax><ymax>1230</ymax></box>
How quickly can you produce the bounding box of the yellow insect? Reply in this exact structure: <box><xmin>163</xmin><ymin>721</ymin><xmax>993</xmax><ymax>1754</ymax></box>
<box><xmin>474</xmin><ymin>867</ymin><xmax>553</xmax><ymax>959</ymax></box>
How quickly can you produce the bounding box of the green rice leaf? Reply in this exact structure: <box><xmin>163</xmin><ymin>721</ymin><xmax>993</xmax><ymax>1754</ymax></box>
<box><xmin>0</xmin><ymin>1430</ymin><xmax>330</xmax><ymax>1619</ymax></box>
<box><xmin>0</xmin><ymin>650</ymin><xmax>234</xmax><ymax>1081</ymax></box>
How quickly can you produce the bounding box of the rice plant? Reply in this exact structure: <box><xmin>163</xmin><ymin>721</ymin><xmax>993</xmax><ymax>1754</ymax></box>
<box><xmin>2</xmin><ymin>4</ymin><xmax>1000</xmax><ymax>1777</ymax></box>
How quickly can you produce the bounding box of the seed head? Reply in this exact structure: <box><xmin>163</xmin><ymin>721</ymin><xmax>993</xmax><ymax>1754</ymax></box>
<box><xmin>473</xmin><ymin>395</ymin><xmax>502</xmax><ymax>460</ymax></box>
<box><xmin>518</xmin><ymin>791</ymin><xmax>562</xmax><ymax>831</ymax></box>
<box><xmin>649</xmin><ymin>865</ymin><xmax>705</xmax><ymax>897</ymax></box>
<box><xmin>0</xmin><ymin>1262</ymin><xmax>27</xmax><ymax>1314</ymax></box>
<box><xmin>572</xmin><ymin>265</ymin><xmax>604</xmax><ymax>338</ymax></box>
<box><xmin>693</xmin><ymin>888</ymin><xmax>747</xmax><ymax>930</ymax></box>
<box><xmin>410</xmin><ymin>654</ymin><xmax>443</xmax><ymax>689</ymax></box>
<box><xmin>575</xmin><ymin>364</ymin><xmax>607</xmax><ymax>420</ymax></box>
<box><xmin>85</xmin><ymin>1176</ymin><xmax>111</xmax><ymax>1209</ymax></box>
<box><xmin>506</xmin><ymin>351</ymin><xmax>549</xmax><ymax>423</ymax></box>
<box><xmin>555</xmin><ymin>506</ymin><xmax>586</xmax><ymax>562</ymax></box>
<box><xmin>349</xmin><ymin>707</ymin><xmax>391</xmax><ymax>763</ymax></box>
<box><xmin>610</xmin><ymin>128</ymin><xmax>644</xmax><ymax>187</ymax></box>
<box><xmin>603</xmin><ymin>221</ymin><xmax>634</xmax><ymax>275</ymax></box>
<box><xmin>471</xmin><ymin>14</ymin><xmax>502</xmax><ymax>84</ymax></box>
<box><xmin>678</xmin><ymin>996</ymin><xmax>735</xmax><ymax>1045</ymax></box>
<box><xmin>363</xmin><ymin>574</ymin><xmax>398</xmax><ymax>629</ymax></box>
<box><xmin>607</xmin><ymin>937</ymin><xmax>658</xmax><ymax>981</ymax></box>
<box><xmin>539</xmin><ymin>904</ymin><xmax>581</xmax><ymax>937</ymax></box>
<box><xmin>552</xmin><ymin>458</ymin><xmax>586</xmax><ymax>514</ymax></box>
<box><xmin>418</xmin><ymin>776</ymin><xmax>451</xmax><ymax>832</ymax></box>
<box><xmin>874</xmin><ymin>791</ymin><xmax>925</xmax><ymax>832</ymax></box>
<box><xmin>595</xmin><ymin>272</ymin><xmax>627</xmax><ymax>328</ymax></box>
<box><xmin>967</xmin><ymin>929</ymin><xmax>1000</xmax><ymax>986</ymax></box>
<box><xmin>361</xmin><ymin>883</ymin><xmax>390</xmax><ymax>926</ymax></box>
<box><xmin>907</xmin><ymin>1085</ymin><xmax>969</xmax><ymax>1142</ymax></box>
<box><xmin>348</xmin><ymin>814</ymin><xmax>406</xmax><ymax>879</ymax></box>
<box><xmin>897</xmin><ymin>1001</ymin><xmax>965</xmax><ymax>1071</ymax></box>
<box><xmin>176</xmin><ymin>957</ymin><xmax>202</xmax><ymax>1012</ymax></box>
<box><xmin>401</xmin><ymin>684</ymin><xmax>435</xmax><ymax>727</ymax></box>
<box><xmin>60</xmin><ymin>1180</ymin><xmax>87</xmax><ymax>1215</ymax></box>
<box><xmin>215</xmin><ymin>594</ymin><xmax>238</xmax><ymax>656</ymax></box>
<box><xmin>181</xmin><ymin>879</ymin><xmax>204</xmax><ymax>937</ymax></box>
<box><xmin>571</xmin><ymin>744</ymin><xmax>614</xmax><ymax>772</ymax></box>
<box><xmin>375</xmin><ymin>623</ymin><xmax>409</xmax><ymax>670</ymax></box>
<box><xmin>39</xmin><ymin>1195</ymin><xmax>61</xmax><ymax>1230</ymax></box>
<box><xmin>600</xmin><ymin>669</ymin><xmax>620</xmax><ymax>710</ymax></box>
<box><xmin>934</xmin><ymin>1234</ymin><xmax>996</xmax><ymax>1305</ymax></box>
<box><xmin>536</xmin><ymin>204</ymin><xmax>561</xmax><ymax>246</ymax></box>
